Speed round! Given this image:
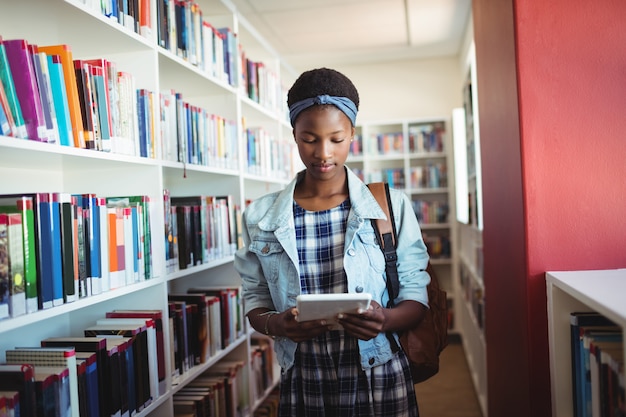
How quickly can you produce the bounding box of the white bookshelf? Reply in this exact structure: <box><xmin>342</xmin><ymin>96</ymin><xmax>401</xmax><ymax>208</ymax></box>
<box><xmin>546</xmin><ymin>269</ymin><xmax>626</xmax><ymax>417</ymax></box>
<box><xmin>0</xmin><ymin>0</ymin><xmax>289</xmax><ymax>415</ymax></box>
<box><xmin>347</xmin><ymin>118</ymin><xmax>457</xmax><ymax>332</ymax></box>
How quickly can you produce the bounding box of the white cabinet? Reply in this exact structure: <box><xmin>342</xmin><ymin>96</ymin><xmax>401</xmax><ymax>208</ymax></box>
<box><xmin>0</xmin><ymin>0</ymin><xmax>291</xmax><ymax>415</ymax></box>
<box><xmin>546</xmin><ymin>269</ymin><xmax>626</xmax><ymax>417</ymax></box>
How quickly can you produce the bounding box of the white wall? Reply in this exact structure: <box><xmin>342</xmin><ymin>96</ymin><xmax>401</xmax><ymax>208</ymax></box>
<box><xmin>333</xmin><ymin>56</ymin><xmax>464</xmax><ymax>123</ymax></box>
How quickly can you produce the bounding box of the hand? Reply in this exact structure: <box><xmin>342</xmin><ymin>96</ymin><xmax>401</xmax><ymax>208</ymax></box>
<box><xmin>274</xmin><ymin>308</ymin><xmax>333</xmax><ymax>342</ymax></box>
<box><xmin>337</xmin><ymin>300</ymin><xmax>386</xmax><ymax>340</ymax></box>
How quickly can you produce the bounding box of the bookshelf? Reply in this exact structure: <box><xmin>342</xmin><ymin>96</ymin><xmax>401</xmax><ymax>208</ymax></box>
<box><xmin>0</xmin><ymin>0</ymin><xmax>292</xmax><ymax>415</ymax></box>
<box><xmin>452</xmin><ymin>40</ymin><xmax>487</xmax><ymax>416</ymax></box>
<box><xmin>347</xmin><ymin>118</ymin><xmax>457</xmax><ymax>332</ymax></box>
<box><xmin>546</xmin><ymin>269</ymin><xmax>626</xmax><ymax>417</ymax></box>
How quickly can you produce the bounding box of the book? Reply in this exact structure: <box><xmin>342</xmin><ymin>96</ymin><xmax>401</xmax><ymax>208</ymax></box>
<box><xmin>74</xmin><ymin>351</ymin><xmax>99</xmax><ymax>417</ymax></box>
<box><xmin>0</xmin><ymin>364</ymin><xmax>37</xmax><ymax>417</ymax></box>
<box><xmin>0</xmin><ymin>196</ymin><xmax>39</xmax><ymax>313</ymax></box>
<box><xmin>5</xmin><ymin>347</ymin><xmax>79</xmax><ymax>417</ymax></box>
<box><xmin>3</xmin><ymin>39</ymin><xmax>47</xmax><ymax>141</ymax></box>
<box><xmin>570</xmin><ymin>311</ymin><xmax>618</xmax><ymax>417</ymax></box>
<box><xmin>168</xmin><ymin>293</ymin><xmax>210</xmax><ymax>364</ymax></box>
<box><xmin>105</xmin><ymin>309</ymin><xmax>167</xmax><ymax>396</ymax></box>
<box><xmin>80</xmin><ymin>194</ymin><xmax>101</xmax><ymax>295</ymax></box>
<box><xmin>0</xmin><ymin>37</ymin><xmax>27</xmax><ymax>138</ymax></box>
<box><xmin>48</xmin><ymin>193</ymin><xmax>64</xmax><ymax>307</ymax></box>
<box><xmin>34</xmin><ymin>366</ymin><xmax>71</xmax><ymax>417</ymax></box>
<box><xmin>38</xmin><ymin>45</ymin><xmax>86</xmax><ymax>148</ymax></box>
<box><xmin>47</xmin><ymin>54</ymin><xmax>73</xmax><ymax>147</ymax></box>
<box><xmin>89</xmin><ymin>63</ymin><xmax>112</xmax><ymax>152</ymax></box>
<box><xmin>0</xmin><ymin>213</ymin><xmax>25</xmax><ymax>318</ymax></box>
<box><xmin>0</xmin><ymin>390</ymin><xmax>20</xmax><ymax>417</ymax></box>
<box><xmin>59</xmin><ymin>193</ymin><xmax>77</xmax><ymax>303</ymax></box>
<box><xmin>0</xmin><ymin>79</ymin><xmax>14</xmax><ymax>136</ymax></box>
<box><xmin>31</xmin><ymin>46</ymin><xmax>59</xmax><ymax>144</ymax></box>
<box><xmin>41</xmin><ymin>336</ymin><xmax>108</xmax><ymax>417</ymax></box>
<box><xmin>74</xmin><ymin>357</ymin><xmax>87</xmax><ymax>417</ymax></box>
<box><xmin>85</xmin><ymin>321</ymin><xmax>152</xmax><ymax>411</ymax></box>
<box><xmin>97</xmin><ymin>317</ymin><xmax>158</xmax><ymax>404</ymax></box>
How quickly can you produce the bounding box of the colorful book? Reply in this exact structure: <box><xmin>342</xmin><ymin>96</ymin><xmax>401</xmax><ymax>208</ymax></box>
<box><xmin>97</xmin><ymin>197</ymin><xmax>110</xmax><ymax>293</ymax></box>
<box><xmin>87</xmin><ymin>321</ymin><xmax>152</xmax><ymax>411</ymax></box>
<box><xmin>0</xmin><ymin>213</ymin><xmax>26</xmax><ymax>318</ymax></box>
<box><xmin>168</xmin><ymin>293</ymin><xmax>210</xmax><ymax>364</ymax></box>
<box><xmin>0</xmin><ymin>215</ymin><xmax>9</xmax><ymax>320</ymax></box>
<box><xmin>5</xmin><ymin>347</ymin><xmax>79</xmax><ymax>417</ymax></box>
<box><xmin>75</xmin><ymin>351</ymin><xmax>99</xmax><ymax>417</ymax></box>
<box><xmin>47</xmin><ymin>54</ymin><xmax>73</xmax><ymax>147</ymax></box>
<box><xmin>30</xmin><ymin>46</ymin><xmax>59</xmax><ymax>144</ymax></box>
<box><xmin>0</xmin><ymin>80</ymin><xmax>14</xmax><ymax>136</ymax></box>
<box><xmin>73</xmin><ymin>60</ymin><xmax>96</xmax><ymax>150</ymax></box>
<box><xmin>106</xmin><ymin>309</ymin><xmax>167</xmax><ymax>396</ymax></box>
<box><xmin>3</xmin><ymin>39</ymin><xmax>47</xmax><ymax>141</ymax></box>
<box><xmin>38</xmin><ymin>45</ymin><xmax>86</xmax><ymax>148</ymax></box>
<box><xmin>48</xmin><ymin>193</ymin><xmax>64</xmax><ymax>306</ymax></box>
<box><xmin>0</xmin><ymin>37</ymin><xmax>27</xmax><ymax>138</ymax></box>
<box><xmin>0</xmin><ymin>196</ymin><xmax>39</xmax><ymax>313</ymax></box>
<box><xmin>41</xmin><ymin>337</ymin><xmax>108</xmax><ymax>417</ymax></box>
<box><xmin>88</xmin><ymin>63</ymin><xmax>112</xmax><ymax>152</ymax></box>
<box><xmin>82</xmin><ymin>194</ymin><xmax>101</xmax><ymax>295</ymax></box>
<box><xmin>0</xmin><ymin>364</ymin><xmax>37</xmax><ymax>417</ymax></box>
<box><xmin>33</xmin><ymin>366</ymin><xmax>71</xmax><ymax>417</ymax></box>
<box><xmin>0</xmin><ymin>390</ymin><xmax>20</xmax><ymax>417</ymax></box>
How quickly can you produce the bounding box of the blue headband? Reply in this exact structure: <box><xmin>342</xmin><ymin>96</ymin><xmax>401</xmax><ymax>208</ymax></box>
<box><xmin>288</xmin><ymin>95</ymin><xmax>358</xmax><ymax>127</ymax></box>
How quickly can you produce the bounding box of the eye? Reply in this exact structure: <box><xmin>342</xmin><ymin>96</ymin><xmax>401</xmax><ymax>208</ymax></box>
<box><xmin>332</xmin><ymin>137</ymin><xmax>346</xmax><ymax>143</ymax></box>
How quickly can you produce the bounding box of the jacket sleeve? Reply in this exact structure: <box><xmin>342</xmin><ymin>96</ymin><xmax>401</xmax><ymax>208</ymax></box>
<box><xmin>390</xmin><ymin>189</ymin><xmax>431</xmax><ymax>307</ymax></box>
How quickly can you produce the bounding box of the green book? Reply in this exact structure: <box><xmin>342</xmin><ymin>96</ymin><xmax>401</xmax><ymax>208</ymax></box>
<box><xmin>0</xmin><ymin>212</ymin><xmax>26</xmax><ymax>318</ymax></box>
<box><xmin>0</xmin><ymin>38</ymin><xmax>27</xmax><ymax>138</ymax></box>
<box><xmin>0</xmin><ymin>196</ymin><xmax>38</xmax><ymax>314</ymax></box>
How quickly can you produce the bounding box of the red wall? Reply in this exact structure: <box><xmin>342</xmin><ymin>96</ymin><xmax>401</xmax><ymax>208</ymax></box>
<box><xmin>474</xmin><ymin>0</ymin><xmax>626</xmax><ymax>416</ymax></box>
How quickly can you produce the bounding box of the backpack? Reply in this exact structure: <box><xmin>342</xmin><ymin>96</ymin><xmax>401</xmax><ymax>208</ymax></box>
<box><xmin>367</xmin><ymin>182</ymin><xmax>449</xmax><ymax>383</ymax></box>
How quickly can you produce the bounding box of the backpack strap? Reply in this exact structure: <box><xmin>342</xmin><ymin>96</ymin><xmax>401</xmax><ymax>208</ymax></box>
<box><xmin>367</xmin><ymin>182</ymin><xmax>399</xmax><ymax>304</ymax></box>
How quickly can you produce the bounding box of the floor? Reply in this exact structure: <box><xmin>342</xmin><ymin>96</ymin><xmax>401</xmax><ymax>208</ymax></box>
<box><xmin>414</xmin><ymin>339</ymin><xmax>484</xmax><ymax>417</ymax></box>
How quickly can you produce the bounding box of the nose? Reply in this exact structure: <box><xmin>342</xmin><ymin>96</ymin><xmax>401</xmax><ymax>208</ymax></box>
<box><xmin>315</xmin><ymin>140</ymin><xmax>332</xmax><ymax>159</ymax></box>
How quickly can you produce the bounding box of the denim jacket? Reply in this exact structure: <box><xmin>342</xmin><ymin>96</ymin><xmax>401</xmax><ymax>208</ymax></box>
<box><xmin>234</xmin><ymin>167</ymin><xmax>430</xmax><ymax>371</ymax></box>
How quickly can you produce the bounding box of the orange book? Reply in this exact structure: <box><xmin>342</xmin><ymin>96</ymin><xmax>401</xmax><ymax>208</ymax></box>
<box><xmin>139</xmin><ymin>0</ymin><xmax>152</xmax><ymax>39</ymax></box>
<box><xmin>38</xmin><ymin>44</ymin><xmax>86</xmax><ymax>148</ymax></box>
<box><xmin>107</xmin><ymin>208</ymin><xmax>119</xmax><ymax>289</ymax></box>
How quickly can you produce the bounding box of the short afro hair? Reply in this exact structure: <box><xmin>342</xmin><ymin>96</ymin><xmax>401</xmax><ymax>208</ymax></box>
<box><xmin>287</xmin><ymin>68</ymin><xmax>360</xmax><ymax>110</ymax></box>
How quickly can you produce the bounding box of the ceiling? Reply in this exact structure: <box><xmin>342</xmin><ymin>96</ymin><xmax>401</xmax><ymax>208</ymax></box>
<box><xmin>228</xmin><ymin>0</ymin><xmax>473</xmax><ymax>74</ymax></box>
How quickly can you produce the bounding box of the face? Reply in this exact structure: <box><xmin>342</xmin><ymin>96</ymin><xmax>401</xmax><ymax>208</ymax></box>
<box><xmin>292</xmin><ymin>105</ymin><xmax>355</xmax><ymax>182</ymax></box>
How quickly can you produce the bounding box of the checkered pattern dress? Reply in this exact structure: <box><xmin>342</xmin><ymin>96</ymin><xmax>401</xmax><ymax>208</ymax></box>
<box><xmin>278</xmin><ymin>198</ymin><xmax>419</xmax><ymax>417</ymax></box>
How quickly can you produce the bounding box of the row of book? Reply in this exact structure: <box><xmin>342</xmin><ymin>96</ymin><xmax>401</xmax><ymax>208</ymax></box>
<box><xmin>244</xmin><ymin>126</ymin><xmax>296</xmax><ymax>180</ymax></box>
<box><xmin>155</xmin><ymin>0</ymin><xmax>288</xmax><ymax>118</ymax></box>
<box><xmin>172</xmin><ymin>360</ymin><xmax>246</xmax><ymax>417</ymax></box>
<box><xmin>0</xmin><ymin>193</ymin><xmax>152</xmax><ymax>320</ymax></box>
<box><xmin>0</xmin><ymin>284</ymin><xmax>249</xmax><ymax>417</ymax></box>
<box><xmin>409</xmin><ymin>162</ymin><xmax>448</xmax><ymax>189</ymax></box>
<box><xmin>412</xmin><ymin>199</ymin><xmax>450</xmax><ymax>225</ymax></box>
<box><xmin>459</xmin><ymin>263</ymin><xmax>484</xmax><ymax>330</ymax></box>
<box><xmin>163</xmin><ymin>191</ymin><xmax>241</xmax><ymax>274</ymax></box>
<box><xmin>168</xmin><ymin>287</ymin><xmax>245</xmax><ymax>381</ymax></box>
<box><xmin>408</xmin><ymin>122</ymin><xmax>446</xmax><ymax>153</ymax></box>
<box><xmin>364</xmin><ymin>168</ymin><xmax>406</xmax><ymax>189</ymax></box>
<box><xmin>160</xmin><ymin>89</ymin><xmax>238</xmax><ymax>170</ymax></box>
<box><xmin>250</xmin><ymin>336</ymin><xmax>277</xmax><ymax>411</ymax></box>
<box><xmin>570</xmin><ymin>311</ymin><xmax>625</xmax><ymax>417</ymax></box>
<box><xmin>77</xmin><ymin>0</ymin><xmax>153</xmax><ymax>40</ymax></box>
<box><xmin>368</xmin><ymin>132</ymin><xmax>404</xmax><ymax>156</ymax></box>
<box><xmin>422</xmin><ymin>233</ymin><xmax>451</xmax><ymax>259</ymax></box>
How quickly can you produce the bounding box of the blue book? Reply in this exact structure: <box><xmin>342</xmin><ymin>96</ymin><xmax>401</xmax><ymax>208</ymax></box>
<box><xmin>48</xmin><ymin>193</ymin><xmax>64</xmax><ymax>307</ymax></box>
<box><xmin>82</xmin><ymin>194</ymin><xmax>101</xmax><ymax>295</ymax></box>
<box><xmin>136</xmin><ymin>89</ymin><xmax>148</xmax><ymax>158</ymax></box>
<box><xmin>47</xmin><ymin>54</ymin><xmax>73</xmax><ymax>146</ymax></box>
<box><xmin>570</xmin><ymin>312</ymin><xmax>618</xmax><ymax>417</ymax></box>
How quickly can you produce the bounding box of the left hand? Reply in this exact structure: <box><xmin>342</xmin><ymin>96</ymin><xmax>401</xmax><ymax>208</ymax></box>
<box><xmin>337</xmin><ymin>300</ymin><xmax>386</xmax><ymax>340</ymax></box>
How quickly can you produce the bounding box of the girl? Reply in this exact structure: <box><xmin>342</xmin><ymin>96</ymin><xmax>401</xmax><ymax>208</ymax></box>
<box><xmin>234</xmin><ymin>67</ymin><xmax>430</xmax><ymax>416</ymax></box>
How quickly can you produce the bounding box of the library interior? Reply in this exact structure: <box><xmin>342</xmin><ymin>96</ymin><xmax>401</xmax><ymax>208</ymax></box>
<box><xmin>0</xmin><ymin>1</ymin><xmax>624</xmax><ymax>417</ymax></box>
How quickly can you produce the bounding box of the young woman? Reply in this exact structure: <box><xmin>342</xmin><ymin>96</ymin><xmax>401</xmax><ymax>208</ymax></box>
<box><xmin>234</xmin><ymin>68</ymin><xmax>431</xmax><ymax>417</ymax></box>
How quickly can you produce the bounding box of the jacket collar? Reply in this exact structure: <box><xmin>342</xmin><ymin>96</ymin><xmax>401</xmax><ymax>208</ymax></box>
<box><xmin>257</xmin><ymin>166</ymin><xmax>387</xmax><ymax>232</ymax></box>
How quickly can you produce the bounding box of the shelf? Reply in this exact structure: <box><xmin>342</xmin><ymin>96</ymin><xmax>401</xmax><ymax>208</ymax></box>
<box><xmin>546</xmin><ymin>269</ymin><xmax>626</xmax><ymax>417</ymax></box>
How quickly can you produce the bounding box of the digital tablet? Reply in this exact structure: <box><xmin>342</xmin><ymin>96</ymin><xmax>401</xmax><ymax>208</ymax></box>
<box><xmin>296</xmin><ymin>293</ymin><xmax>372</xmax><ymax>329</ymax></box>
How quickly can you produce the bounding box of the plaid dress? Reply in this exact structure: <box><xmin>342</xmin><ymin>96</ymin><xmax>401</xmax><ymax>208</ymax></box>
<box><xmin>278</xmin><ymin>198</ymin><xmax>419</xmax><ymax>417</ymax></box>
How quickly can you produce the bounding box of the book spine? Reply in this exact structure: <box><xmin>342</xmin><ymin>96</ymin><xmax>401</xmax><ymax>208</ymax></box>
<box><xmin>59</xmin><ymin>193</ymin><xmax>77</xmax><ymax>303</ymax></box>
<box><xmin>47</xmin><ymin>54</ymin><xmax>73</xmax><ymax>147</ymax></box>
<box><xmin>98</xmin><ymin>197</ymin><xmax>110</xmax><ymax>292</ymax></box>
<box><xmin>0</xmin><ymin>39</ymin><xmax>27</xmax><ymax>138</ymax></box>
<box><xmin>49</xmin><ymin>193</ymin><xmax>64</xmax><ymax>307</ymax></box>
<box><xmin>3</xmin><ymin>39</ymin><xmax>47</xmax><ymax>141</ymax></box>
<box><xmin>16</xmin><ymin>196</ymin><xmax>39</xmax><ymax>314</ymax></box>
